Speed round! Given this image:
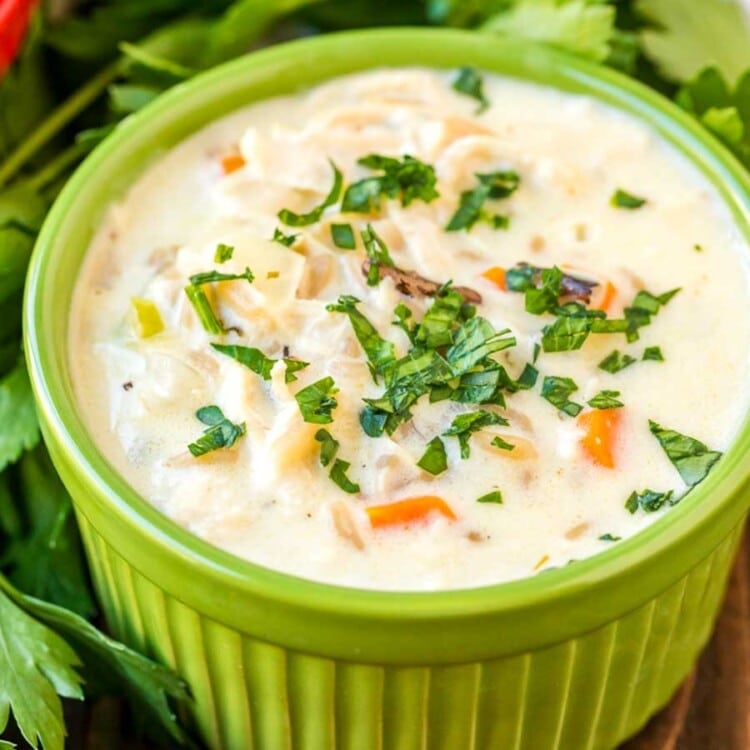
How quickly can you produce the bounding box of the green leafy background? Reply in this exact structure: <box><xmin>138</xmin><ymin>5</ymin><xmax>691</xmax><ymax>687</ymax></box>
<box><xmin>0</xmin><ymin>0</ymin><xmax>748</xmax><ymax>747</ymax></box>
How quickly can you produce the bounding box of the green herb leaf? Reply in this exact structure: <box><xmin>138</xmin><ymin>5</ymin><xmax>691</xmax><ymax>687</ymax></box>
<box><xmin>541</xmin><ymin>375</ymin><xmax>583</xmax><ymax>417</ymax></box>
<box><xmin>625</xmin><ymin>488</ymin><xmax>676</xmax><ymax>514</ymax></box>
<box><xmin>326</xmin><ymin>295</ymin><xmax>395</xmax><ymax>375</ymax></box>
<box><xmin>278</xmin><ymin>159</ymin><xmax>343</xmax><ymax>226</ymax></box>
<box><xmin>476</xmin><ymin>490</ymin><xmax>503</xmax><ymax>504</ymax></box>
<box><xmin>272</xmin><ymin>227</ymin><xmax>298</xmax><ymax>247</ymax></box>
<box><xmin>491</xmin><ymin>435</ymin><xmax>515</xmax><ymax>451</ymax></box>
<box><xmin>446</xmin><ymin>317</ymin><xmax>516</xmax><ymax>375</ymax></box>
<box><xmin>541</xmin><ymin>314</ymin><xmax>592</xmax><ymax>353</ymax></box>
<box><xmin>330</xmin><ymin>223</ymin><xmax>356</xmax><ymax>249</ymax></box>
<box><xmin>417</xmin><ymin>437</ymin><xmax>448</xmax><ymax>475</ymax></box>
<box><xmin>214</xmin><ymin>242</ymin><xmax>234</xmax><ymax>263</ymax></box>
<box><xmin>610</xmin><ymin>188</ymin><xmax>647</xmax><ymax>209</ymax></box>
<box><xmin>452</xmin><ymin>66</ymin><xmax>490</xmax><ymax>112</ymax></box>
<box><xmin>295</xmin><ymin>377</ymin><xmax>339</xmax><ymax>424</ymax></box>
<box><xmin>643</xmin><ymin>346</ymin><xmax>664</xmax><ymax>361</ymax></box>
<box><xmin>648</xmin><ymin>420</ymin><xmax>722</xmax><ymax>486</ymax></box>
<box><xmin>598</xmin><ymin>350</ymin><xmax>637</xmax><ymax>374</ymax></box>
<box><xmin>0</xmin><ymin>360</ymin><xmax>40</xmax><ymax>473</ymax></box>
<box><xmin>587</xmin><ymin>390</ymin><xmax>624</xmax><ymax>409</ymax></box>
<box><xmin>211</xmin><ymin>343</ymin><xmax>309</xmax><ymax>383</ymax></box>
<box><xmin>188</xmin><ymin>267</ymin><xmax>254</xmax><ymax>286</ymax></box>
<box><xmin>187</xmin><ymin>405</ymin><xmax>246</xmax><ymax>457</ymax></box>
<box><xmin>314</xmin><ymin>429</ymin><xmax>339</xmax><ymax>468</ymax></box>
<box><xmin>444</xmin><ymin>409</ymin><xmax>509</xmax><ymax>459</ymax></box>
<box><xmin>446</xmin><ymin>171</ymin><xmax>519</xmax><ymax>232</ymax></box>
<box><xmin>361</xmin><ymin>223</ymin><xmax>395</xmax><ymax>286</ymax></box>
<box><xmin>341</xmin><ymin>154</ymin><xmax>438</xmax><ymax>212</ymax></box>
<box><xmin>329</xmin><ymin>460</ymin><xmax>361</xmax><ymax>494</ymax></box>
<box><xmin>622</xmin><ymin>287</ymin><xmax>680</xmax><ymax>342</ymax></box>
<box><xmin>599</xmin><ymin>533</ymin><xmax>622</xmax><ymax>542</ymax></box>
<box><xmin>415</xmin><ymin>288</ymin><xmax>466</xmax><ymax>349</ymax></box>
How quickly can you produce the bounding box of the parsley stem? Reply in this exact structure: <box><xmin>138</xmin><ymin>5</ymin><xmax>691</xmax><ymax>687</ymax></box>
<box><xmin>0</xmin><ymin>61</ymin><xmax>122</xmax><ymax>188</ymax></box>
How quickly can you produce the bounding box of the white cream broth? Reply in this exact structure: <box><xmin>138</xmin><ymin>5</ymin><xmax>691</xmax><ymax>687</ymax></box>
<box><xmin>70</xmin><ymin>68</ymin><xmax>750</xmax><ymax>590</ymax></box>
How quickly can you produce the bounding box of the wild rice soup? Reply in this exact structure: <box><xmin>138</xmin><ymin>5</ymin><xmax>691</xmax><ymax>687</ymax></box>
<box><xmin>69</xmin><ymin>68</ymin><xmax>750</xmax><ymax>590</ymax></box>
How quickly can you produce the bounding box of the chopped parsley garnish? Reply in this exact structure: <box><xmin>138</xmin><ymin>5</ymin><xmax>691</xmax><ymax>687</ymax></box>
<box><xmin>294</xmin><ymin>377</ymin><xmax>339</xmax><ymax>424</ymax></box>
<box><xmin>599</xmin><ymin>533</ymin><xmax>622</xmax><ymax>542</ymax></box>
<box><xmin>491</xmin><ymin>435</ymin><xmax>515</xmax><ymax>451</ymax></box>
<box><xmin>452</xmin><ymin>66</ymin><xmax>490</xmax><ymax>113</ymax></box>
<box><xmin>417</xmin><ymin>437</ymin><xmax>448</xmax><ymax>475</ymax></box>
<box><xmin>341</xmin><ymin>154</ymin><xmax>438</xmax><ymax>213</ymax></box>
<box><xmin>278</xmin><ymin>159</ymin><xmax>343</xmax><ymax>226</ymax></box>
<box><xmin>648</xmin><ymin>420</ymin><xmax>722</xmax><ymax>487</ymax></box>
<box><xmin>541</xmin><ymin>376</ymin><xmax>583</xmax><ymax>417</ymax></box>
<box><xmin>188</xmin><ymin>268</ymin><xmax>255</xmax><ymax>286</ymax></box>
<box><xmin>184</xmin><ymin>285</ymin><xmax>222</xmax><ymax>334</ymax></box>
<box><xmin>625</xmin><ymin>488</ymin><xmax>675</xmax><ymax>514</ymax></box>
<box><xmin>314</xmin><ymin>429</ymin><xmax>339</xmax><ymax>467</ymax></box>
<box><xmin>598</xmin><ymin>350</ymin><xmax>636</xmax><ymax>373</ymax></box>
<box><xmin>361</xmin><ymin>223</ymin><xmax>395</xmax><ymax>286</ymax></box>
<box><xmin>211</xmin><ymin>343</ymin><xmax>309</xmax><ymax>383</ymax></box>
<box><xmin>587</xmin><ymin>390</ymin><xmax>624</xmax><ymax>409</ymax></box>
<box><xmin>610</xmin><ymin>188</ymin><xmax>647</xmax><ymax>209</ymax></box>
<box><xmin>187</xmin><ymin>405</ymin><xmax>246</xmax><ymax>457</ymax></box>
<box><xmin>446</xmin><ymin>171</ymin><xmax>519</xmax><ymax>232</ymax></box>
<box><xmin>623</xmin><ymin>288</ymin><xmax>680</xmax><ymax>342</ymax></box>
<box><xmin>444</xmin><ymin>409</ymin><xmax>509</xmax><ymax>459</ymax></box>
<box><xmin>329</xmin><ymin>460</ymin><xmax>360</xmax><ymax>493</ymax></box>
<box><xmin>326</xmin><ymin>295</ymin><xmax>395</xmax><ymax>375</ymax></box>
<box><xmin>476</xmin><ymin>490</ymin><xmax>503</xmax><ymax>504</ymax></box>
<box><xmin>506</xmin><ymin>264</ymin><xmax>598</xmax><ymax>308</ymax></box>
<box><xmin>272</xmin><ymin>227</ymin><xmax>299</xmax><ymax>247</ymax></box>
<box><xmin>642</xmin><ymin>346</ymin><xmax>664</xmax><ymax>361</ymax></box>
<box><xmin>330</xmin><ymin>223</ymin><xmax>356</xmax><ymax>250</ymax></box>
<box><xmin>214</xmin><ymin>243</ymin><xmax>234</xmax><ymax>263</ymax></box>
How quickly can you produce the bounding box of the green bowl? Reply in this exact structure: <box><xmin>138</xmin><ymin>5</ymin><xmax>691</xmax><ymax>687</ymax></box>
<box><xmin>24</xmin><ymin>28</ymin><xmax>750</xmax><ymax>750</ymax></box>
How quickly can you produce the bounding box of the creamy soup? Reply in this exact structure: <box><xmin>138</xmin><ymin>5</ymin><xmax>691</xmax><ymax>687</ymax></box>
<box><xmin>70</xmin><ymin>68</ymin><xmax>750</xmax><ymax>590</ymax></box>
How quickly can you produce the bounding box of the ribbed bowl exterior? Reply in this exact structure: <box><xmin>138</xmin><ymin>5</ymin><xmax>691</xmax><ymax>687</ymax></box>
<box><xmin>75</xmin><ymin>508</ymin><xmax>743</xmax><ymax>750</ymax></box>
<box><xmin>24</xmin><ymin>30</ymin><xmax>750</xmax><ymax>750</ymax></box>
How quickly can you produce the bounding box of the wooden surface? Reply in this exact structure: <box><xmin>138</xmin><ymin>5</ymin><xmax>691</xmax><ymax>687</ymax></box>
<box><xmin>31</xmin><ymin>525</ymin><xmax>750</xmax><ymax>749</ymax></box>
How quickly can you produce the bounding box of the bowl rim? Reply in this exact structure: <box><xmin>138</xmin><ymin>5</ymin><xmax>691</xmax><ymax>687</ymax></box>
<box><xmin>23</xmin><ymin>27</ymin><xmax>750</xmax><ymax>656</ymax></box>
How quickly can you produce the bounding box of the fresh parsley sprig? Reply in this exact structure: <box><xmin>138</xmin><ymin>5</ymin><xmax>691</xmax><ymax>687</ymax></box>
<box><xmin>187</xmin><ymin>405</ymin><xmax>246</xmax><ymax>457</ymax></box>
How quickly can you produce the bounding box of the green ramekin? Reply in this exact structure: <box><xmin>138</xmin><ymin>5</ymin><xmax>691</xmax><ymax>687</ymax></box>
<box><xmin>24</xmin><ymin>29</ymin><xmax>750</xmax><ymax>750</ymax></box>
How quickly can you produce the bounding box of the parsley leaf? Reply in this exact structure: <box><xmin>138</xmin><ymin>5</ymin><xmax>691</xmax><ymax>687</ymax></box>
<box><xmin>187</xmin><ymin>405</ymin><xmax>246</xmax><ymax>457</ymax></box>
<box><xmin>361</xmin><ymin>223</ymin><xmax>395</xmax><ymax>286</ymax></box>
<box><xmin>329</xmin><ymin>460</ymin><xmax>360</xmax><ymax>493</ymax></box>
<box><xmin>444</xmin><ymin>409</ymin><xmax>509</xmax><ymax>459</ymax></box>
<box><xmin>643</xmin><ymin>346</ymin><xmax>664</xmax><ymax>361</ymax></box>
<box><xmin>446</xmin><ymin>317</ymin><xmax>516</xmax><ymax>374</ymax></box>
<box><xmin>541</xmin><ymin>375</ymin><xmax>583</xmax><ymax>417</ymax></box>
<box><xmin>295</xmin><ymin>377</ymin><xmax>339</xmax><ymax>424</ymax></box>
<box><xmin>648</xmin><ymin>420</ymin><xmax>722</xmax><ymax>486</ymax></box>
<box><xmin>272</xmin><ymin>227</ymin><xmax>298</xmax><ymax>247</ymax></box>
<box><xmin>417</xmin><ymin>437</ymin><xmax>448</xmax><ymax>475</ymax></box>
<box><xmin>211</xmin><ymin>343</ymin><xmax>309</xmax><ymax>383</ymax></box>
<box><xmin>278</xmin><ymin>159</ymin><xmax>343</xmax><ymax>226</ymax></box>
<box><xmin>326</xmin><ymin>295</ymin><xmax>395</xmax><ymax>375</ymax></box>
<box><xmin>446</xmin><ymin>171</ymin><xmax>519</xmax><ymax>232</ymax></box>
<box><xmin>452</xmin><ymin>66</ymin><xmax>490</xmax><ymax>112</ymax></box>
<box><xmin>341</xmin><ymin>154</ymin><xmax>438</xmax><ymax>213</ymax></box>
<box><xmin>598</xmin><ymin>350</ymin><xmax>637</xmax><ymax>373</ymax></box>
<box><xmin>611</xmin><ymin>188</ymin><xmax>647</xmax><ymax>209</ymax></box>
<box><xmin>599</xmin><ymin>533</ymin><xmax>622</xmax><ymax>542</ymax></box>
<box><xmin>623</xmin><ymin>288</ymin><xmax>680</xmax><ymax>342</ymax></box>
<box><xmin>476</xmin><ymin>490</ymin><xmax>503</xmax><ymax>504</ymax></box>
<box><xmin>213</xmin><ymin>242</ymin><xmax>234</xmax><ymax>263</ymax></box>
<box><xmin>330</xmin><ymin>223</ymin><xmax>356</xmax><ymax>250</ymax></box>
<box><xmin>314</xmin><ymin>429</ymin><xmax>339</xmax><ymax>467</ymax></box>
<box><xmin>491</xmin><ymin>435</ymin><xmax>515</xmax><ymax>451</ymax></box>
<box><xmin>625</xmin><ymin>488</ymin><xmax>676</xmax><ymax>514</ymax></box>
<box><xmin>0</xmin><ymin>360</ymin><xmax>40</xmax><ymax>473</ymax></box>
<box><xmin>587</xmin><ymin>390</ymin><xmax>624</xmax><ymax>409</ymax></box>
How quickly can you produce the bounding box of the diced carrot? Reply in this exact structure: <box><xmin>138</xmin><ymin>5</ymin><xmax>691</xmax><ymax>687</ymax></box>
<box><xmin>220</xmin><ymin>153</ymin><xmax>245</xmax><ymax>175</ymax></box>
<box><xmin>578</xmin><ymin>408</ymin><xmax>622</xmax><ymax>469</ymax></box>
<box><xmin>366</xmin><ymin>496</ymin><xmax>457</xmax><ymax>528</ymax></box>
<box><xmin>482</xmin><ymin>266</ymin><xmax>506</xmax><ymax>290</ymax></box>
<box><xmin>595</xmin><ymin>281</ymin><xmax>617</xmax><ymax>313</ymax></box>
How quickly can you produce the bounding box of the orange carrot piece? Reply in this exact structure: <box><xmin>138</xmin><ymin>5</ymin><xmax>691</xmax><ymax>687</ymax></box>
<box><xmin>221</xmin><ymin>153</ymin><xmax>245</xmax><ymax>175</ymax></box>
<box><xmin>482</xmin><ymin>266</ymin><xmax>507</xmax><ymax>290</ymax></box>
<box><xmin>596</xmin><ymin>281</ymin><xmax>617</xmax><ymax>313</ymax></box>
<box><xmin>578</xmin><ymin>408</ymin><xmax>621</xmax><ymax>469</ymax></box>
<box><xmin>366</xmin><ymin>496</ymin><xmax>457</xmax><ymax>528</ymax></box>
